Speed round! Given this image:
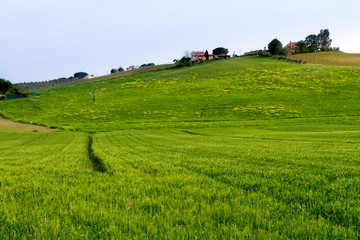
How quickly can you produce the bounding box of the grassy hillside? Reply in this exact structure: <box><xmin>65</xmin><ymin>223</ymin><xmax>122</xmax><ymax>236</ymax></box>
<box><xmin>21</xmin><ymin>64</ymin><xmax>174</xmax><ymax>91</ymax></box>
<box><xmin>66</xmin><ymin>64</ymin><xmax>175</xmax><ymax>87</ymax></box>
<box><xmin>1</xmin><ymin>56</ymin><xmax>360</xmax><ymax>238</ymax></box>
<box><xmin>289</xmin><ymin>52</ymin><xmax>360</xmax><ymax>67</ymax></box>
<box><xmin>1</xmin><ymin>57</ymin><xmax>360</xmax><ymax>131</ymax></box>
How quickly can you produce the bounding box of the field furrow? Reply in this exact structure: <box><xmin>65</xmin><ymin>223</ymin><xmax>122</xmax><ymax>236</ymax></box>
<box><xmin>89</xmin><ymin>129</ymin><xmax>360</xmax><ymax>238</ymax></box>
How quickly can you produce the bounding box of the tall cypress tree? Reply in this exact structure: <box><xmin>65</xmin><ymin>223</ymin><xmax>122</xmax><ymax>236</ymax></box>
<box><xmin>204</xmin><ymin>50</ymin><xmax>209</xmax><ymax>60</ymax></box>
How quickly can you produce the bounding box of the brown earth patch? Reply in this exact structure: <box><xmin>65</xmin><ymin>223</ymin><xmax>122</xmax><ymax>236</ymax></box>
<box><xmin>288</xmin><ymin>52</ymin><xmax>360</xmax><ymax>67</ymax></box>
<box><xmin>0</xmin><ymin>117</ymin><xmax>58</xmax><ymax>133</ymax></box>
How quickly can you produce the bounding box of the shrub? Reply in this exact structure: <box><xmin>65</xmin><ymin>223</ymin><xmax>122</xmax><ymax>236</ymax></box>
<box><xmin>259</xmin><ymin>51</ymin><xmax>272</xmax><ymax>57</ymax></box>
<box><xmin>175</xmin><ymin>57</ymin><xmax>193</xmax><ymax>68</ymax></box>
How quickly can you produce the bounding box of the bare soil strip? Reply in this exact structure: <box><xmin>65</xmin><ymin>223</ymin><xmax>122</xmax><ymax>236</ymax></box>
<box><xmin>0</xmin><ymin>117</ymin><xmax>58</xmax><ymax>132</ymax></box>
<box><xmin>289</xmin><ymin>53</ymin><xmax>360</xmax><ymax>67</ymax></box>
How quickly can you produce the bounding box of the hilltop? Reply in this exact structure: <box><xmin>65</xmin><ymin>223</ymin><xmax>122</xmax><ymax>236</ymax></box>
<box><xmin>1</xmin><ymin>56</ymin><xmax>360</xmax><ymax>131</ymax></box>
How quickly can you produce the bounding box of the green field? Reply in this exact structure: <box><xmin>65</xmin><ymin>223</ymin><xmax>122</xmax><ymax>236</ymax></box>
<box><xmin>1</xmin><ymin>56</ymin><xmax>360</xmax><ymax>238</ymax></box>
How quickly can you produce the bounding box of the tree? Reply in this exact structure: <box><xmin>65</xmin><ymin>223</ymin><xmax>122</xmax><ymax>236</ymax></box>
<box><xmin>305</xmin><ymin>34</ymin><xmax>320</xmax><ymax>53</ymax></box>
<box><xmin>8</xmin><ymin>84</ymin><xmax>26</xmax><ymax>95</ymax></box>
<box><xmin>212</xmin><ymin>47</ymin><xmax>229</xmax><ymax>55</ymax></box>
<box><xmin>110</xmin><ymin>69</ymin><xmax>117</xmax><ymax>74</ymax></box>
<box><xmin>318</xmin><ymin>29</ymin><xmax>332</xmax><ymax>51</ymax></box>
<box><xmin>74</xmin><ymin>72</ymin><xmax>88</xmax><ymax>79</ymax></box>
<box><xmin>204</xmin><ymin>50</ymin><xmax>209</xmax><ymax>60</ymax></box>
<box><xmin>118</xmin><ymin>67</ymin><xmax>124</xmax><ymax>72</ymax></box>
<box><xmin>175</xmin><ymin>57</ymin><xmax>193</xmax><ymax>68</ymax></box>
<box><xmin>0</xmin><ymin>78</ymin><xmax>12</xmax><ymax>95</ymax></box>
<box><xmin>268</xmin><ymin>39</ymin><xmax>286</xmax><ymax>55</ymax></box>
<box><xmin>296</xmin><ymin>40</ymin><xmax>309</xmax><ymax>54</ymax></box>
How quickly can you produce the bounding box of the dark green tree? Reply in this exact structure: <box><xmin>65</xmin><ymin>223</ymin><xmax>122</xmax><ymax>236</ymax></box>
<box><xmin>118</xmin><ymin>67</ymin><xmax>124</xmax><ymax>72</ymax></box>
<box><xmin>212</xmin><ymin>47</ymin><xmax>229</xmax><ymax>55</ymax></box>
<box><xmin>268</xmin><ymin>39</ymin><xmax>286</xmax><ymax>55</ymax></box>
<box><xmin>0</xmin><ymin>78</ymin><xmax>12</xmax><ymax>95</ymax></box>
<box><xmin>296</xmin><ymin>40</ymin><xmax>309</xmax><ymax>54</ymax></box>
<box><xmin>305</xmin><ymin>34</ymin><xmax>320</xmax><ymax>53</ymax></box>
<box><xmin>175</xmin><ymin>57</ymin><xmax>193</xmax><ymax>68</ymax></box>
<box><xmin>204</xmin><ymin>50</ymin><xmax>209</xmax><ymax>60</ymax></box>
<box><xmin>74</xmin><ymin>72</ymin><xmax>88</xmax><ymax>79</ymax></box>
<box><xmin>8</xmin><ymin>84</ymin><xmax>26</xmax><ymax>95</ymax></box>
<box><xmin>110</xmin><ymin>69</ymin><xmax>118</xmax><ymax>74</ymax></box>
<box><xmin>318</xmin><ymin>29</ymin><xmax>332</xmax><ymax>51</ymax></box>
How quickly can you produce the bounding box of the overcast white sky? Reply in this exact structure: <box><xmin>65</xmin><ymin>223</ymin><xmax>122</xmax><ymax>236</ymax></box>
<box><xmin>1</xmin><ymin>0</ymin><xmax>360</xmax><ymax>83</ymax></box>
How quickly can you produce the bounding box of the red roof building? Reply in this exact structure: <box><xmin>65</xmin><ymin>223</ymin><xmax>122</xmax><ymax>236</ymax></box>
<box><xmin>191</xmin><ymin>51</ymin><xmax>214</xmax><ymax>61</ymax></box>
<box><xmin>284</xmin><ymin>41</ymin><xmax>298</xmax><ymax>55</ymax></box>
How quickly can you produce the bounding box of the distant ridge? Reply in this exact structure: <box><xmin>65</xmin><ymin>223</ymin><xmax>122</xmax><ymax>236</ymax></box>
<box><xmin>21</xmin><ymin>64</ymin><xmax>174</xmax><ymax>91</ymax></box>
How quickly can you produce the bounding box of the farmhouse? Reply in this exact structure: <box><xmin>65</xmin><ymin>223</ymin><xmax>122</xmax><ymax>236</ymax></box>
<box><xmin>191</xmin><ymin>51</ymin><xmax>214</xmax><ymax>62</ymax></box>
<box><xmin>84</xmin><ymin>74</ymin><xmax>95</xmax><ymax>79</ymax></box>
<box><xmin>127</xmin><ymin>65</ymin><xmax>138</xmax><ymax>71</ymax></box>
<box><xmin>284</xmin><ymin>41</ymin><xmax>298</xmax><ymax>55</ymax></box>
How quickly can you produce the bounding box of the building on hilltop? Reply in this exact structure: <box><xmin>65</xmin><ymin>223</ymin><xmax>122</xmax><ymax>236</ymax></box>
<box><xmin>126</xmin><ymin>65</ymin><xmax>138</xmax><ymax>71</ymax></box>
<box><xmin>191</xmin><ymin>51</ymin><xmax>214</xmax><ymax>62</ymax></box>
<box><xmin>284</xmin><ymin>41</ymin><xmax>298</xmax><ymax>55</ymax></box>
<box><xmin>84</xmin><ymin>74</ymin><xmax>95</xmax><ymax>79</ymax></box>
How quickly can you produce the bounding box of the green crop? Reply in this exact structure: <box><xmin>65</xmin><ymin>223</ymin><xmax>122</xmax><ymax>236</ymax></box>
<box><xmin>1</xmin><ymin>56</ymin><xmax>360</xmax><ymax>238</ymax></box>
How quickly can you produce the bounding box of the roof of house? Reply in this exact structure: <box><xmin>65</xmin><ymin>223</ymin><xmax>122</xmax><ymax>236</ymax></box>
<box><xmin>192</xmin><ymin>51</ymin><xmax>205</xmax><ymax>55</ymax></box>
<box><xmin>285</xmin><ymin>42</ymin><xmax>298</xmax><ymax>48</ymax></box>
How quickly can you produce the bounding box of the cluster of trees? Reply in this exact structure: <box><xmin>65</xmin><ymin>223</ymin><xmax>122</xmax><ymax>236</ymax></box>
<box><xmin>266</xmin><ymin>29</ymin><xmax>338</xmax><ymax>56</ymax></box>
<box><xmin>110</xmin><ymin>67</ymin><xmax>124</xmax><ymax>74</ymax></box>
<box><xmin>0</xmin><ymin>78</ymin><xmax>28</xmax><ymax>99</ymax></box>
<box><xmin>20</xmin><ymin>72</ymin><xmax>89</xmax><ymax>91</ymax></box>
<box><xmin>173</xmin><ymin>57</ymin><xmax>193</xmax><ymax>68</ymax></box>
<box><xmin>140</xmin><ymin>63</ymin><xmax>155</xmax><ymax>68</ymax></box>
<box><xmin>296</xmin><ymin>29</ymin><xmax>338</xmax><ymax>53</ymax></box>
<box><xmin>0</xmin><ymin>79</ymin><xmax>12</xmax><ymax>95</ymax></box>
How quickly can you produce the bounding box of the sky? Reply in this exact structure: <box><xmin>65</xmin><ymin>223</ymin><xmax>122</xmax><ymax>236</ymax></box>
<box><xmin>1</xmin><ymin>0</ymin><xmax>360</xmax><ymax>83</ymax></box>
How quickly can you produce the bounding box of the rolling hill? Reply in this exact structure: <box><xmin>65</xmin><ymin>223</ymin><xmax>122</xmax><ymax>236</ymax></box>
<box><xmin>1</xmin><ymin>56</ymin><xmax>360</xmax><ymax>238</ymax></box>
<box><xmin>1</xmin><ymin>56</ymin><xmax>360</xmax><ymax>131</ymax></box>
